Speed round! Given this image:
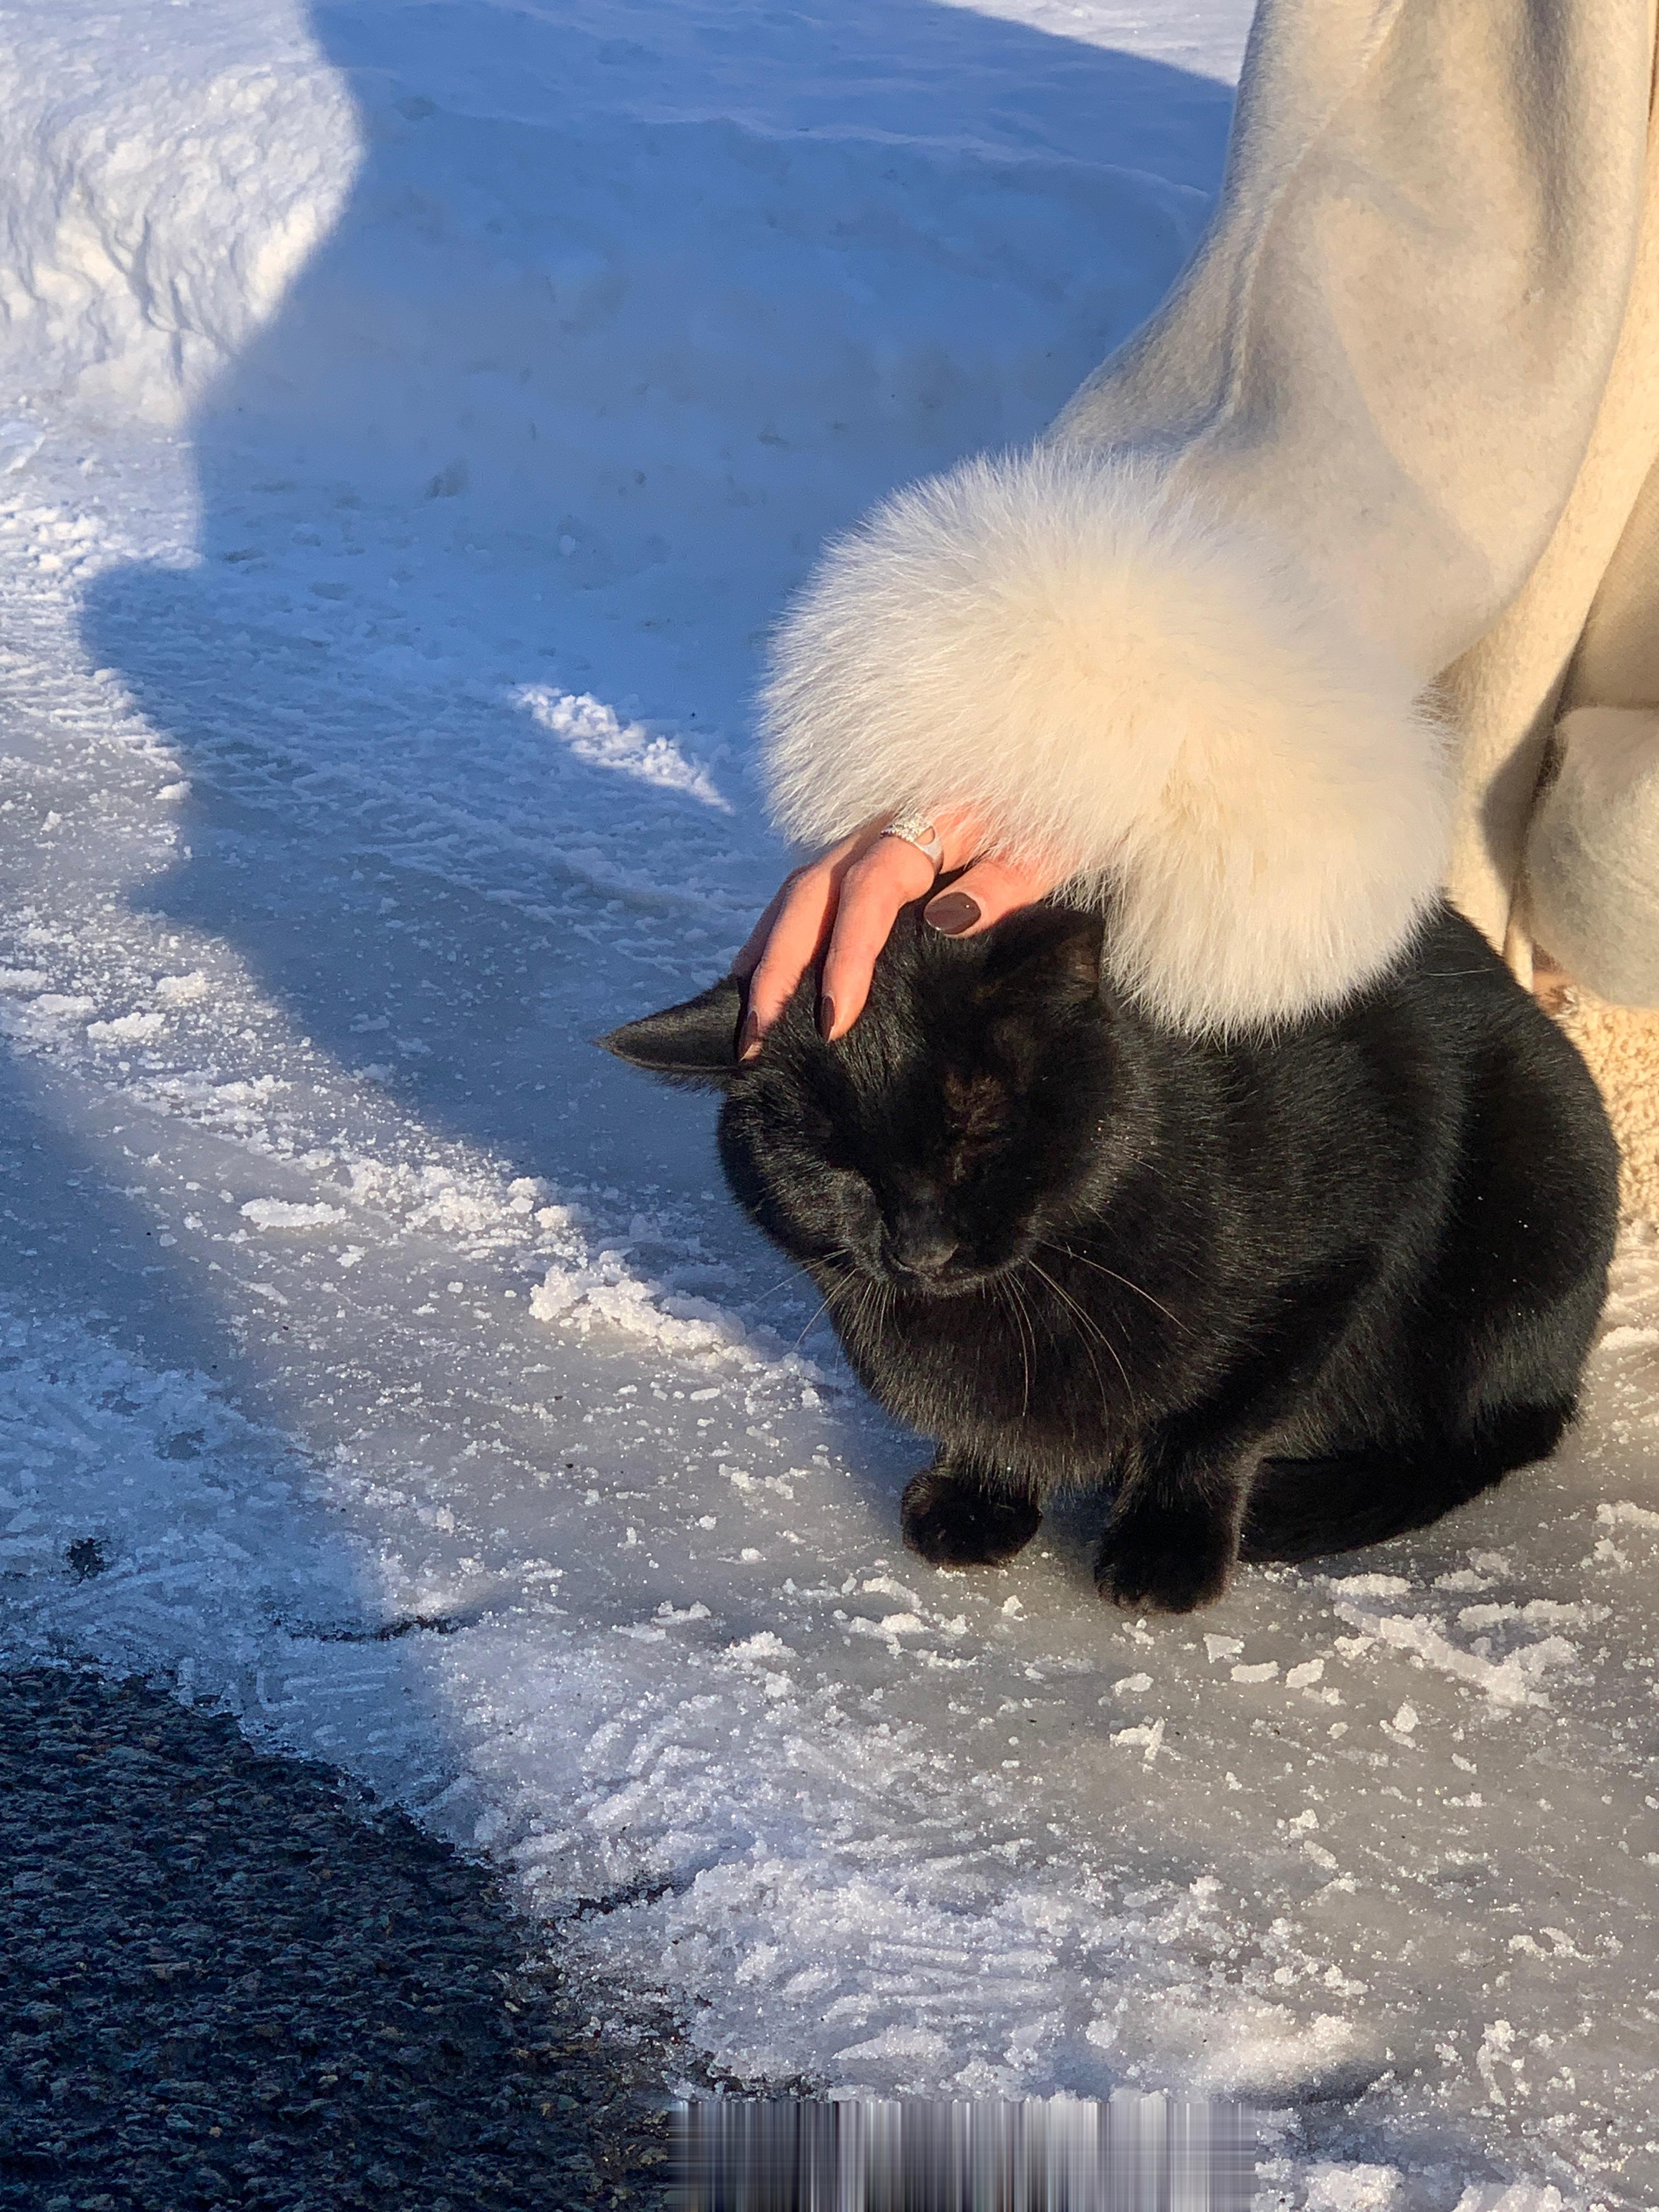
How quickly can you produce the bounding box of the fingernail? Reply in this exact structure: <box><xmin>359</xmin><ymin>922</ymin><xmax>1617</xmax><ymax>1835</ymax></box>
<box><xmin>738</xmin><ymin>1014</ymin><xmax>760</xmax><ymax>1062</ymax></box>
<box><xmin>925</xmin><ymin>891</ymin><xmax>980</xmax><ymax>935</ymax></box>
<box><xmin>818</xmin><ymin>996</ymin><xmax>837</xmax><ymax>1042</ymax></box>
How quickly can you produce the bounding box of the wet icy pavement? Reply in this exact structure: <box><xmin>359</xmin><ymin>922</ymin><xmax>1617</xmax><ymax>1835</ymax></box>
<box><xmin>2</xmin><ymin>440</ymin><xmax>1657</xmax><ymax>2204</ymax></box>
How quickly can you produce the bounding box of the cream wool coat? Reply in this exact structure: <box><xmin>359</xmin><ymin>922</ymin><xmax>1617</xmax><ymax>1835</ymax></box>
<box><xmin>762</xmin><ymin>0</ymin><xmax>1659</xmax><ymax>1213</ymax></box>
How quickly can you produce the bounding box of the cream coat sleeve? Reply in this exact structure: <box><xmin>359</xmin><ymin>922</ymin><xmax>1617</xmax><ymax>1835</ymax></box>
<box><xmin>760</xmin><ymin>0</ymin><xmax>1656</xmax><ymax>1035</ymax></box>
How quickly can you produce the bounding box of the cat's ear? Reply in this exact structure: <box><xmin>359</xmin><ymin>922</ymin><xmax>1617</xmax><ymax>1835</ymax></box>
<box><xmin>982</xmin><ymin>904</ymin><xmax>1105</xmax><ymax>1006</ymax></box>
<box><xmin>595</xmin><ymin>978</ymin><xmax>745</xmax><ymax>1090</ymax></box>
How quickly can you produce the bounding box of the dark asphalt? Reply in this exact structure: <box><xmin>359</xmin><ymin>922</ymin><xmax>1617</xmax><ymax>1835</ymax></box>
<box><xmin>0</xmin><ymin>1666</ymin><xmax>673</xmax><ymax>2211</ymax></box>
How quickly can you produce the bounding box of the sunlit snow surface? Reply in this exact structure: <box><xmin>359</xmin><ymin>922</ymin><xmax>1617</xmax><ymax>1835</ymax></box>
<box><xmin>2</xmin><ymin>2</ymin><xmax>1656</xmax><ymax>2204</ymax></box>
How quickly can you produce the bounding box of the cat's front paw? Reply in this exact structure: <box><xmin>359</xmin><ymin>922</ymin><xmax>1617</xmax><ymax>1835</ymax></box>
<box><xmin>1094</xmin><ymin>1508</ymin><xmax>1234</xmax><ymax>1614</ymax></box>
<box><xmin>901</xmin><ymin>1464</ymin><xmax>1042</xmax><ymax>1568</ymax></box>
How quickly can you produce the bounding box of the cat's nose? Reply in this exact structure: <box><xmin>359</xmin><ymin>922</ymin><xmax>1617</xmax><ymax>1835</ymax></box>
<box><xmin>884</xmin><ymin>1222</ymin><xmax>960</xmax><ymax>1279</ymax></box>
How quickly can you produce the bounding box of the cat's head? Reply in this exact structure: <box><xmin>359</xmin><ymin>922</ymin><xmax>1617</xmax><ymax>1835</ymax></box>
<box><xmin>598</xmin><ymin>901</ymin><xmax>1127</xmax><ymax>1296</ymax></box>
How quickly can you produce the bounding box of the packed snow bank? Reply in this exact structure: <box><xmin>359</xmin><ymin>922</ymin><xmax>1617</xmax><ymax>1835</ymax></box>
<box><xmin>3</xmin><ymin>2</ymin><xmax>1657</xmax><ymax>2206</ymax></box>
<box><xmin>0</xmin><ymin>1</ymin><xmax>358</xmax><ymax>422</ymax></box>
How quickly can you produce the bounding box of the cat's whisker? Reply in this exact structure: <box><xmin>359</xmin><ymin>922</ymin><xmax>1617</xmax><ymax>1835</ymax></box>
<box><xmin>790</xmin><ymin>1288</ymin><xmax>838</xmax><ymax>1352</ymax></box>
<box><xmin>852</xmin><ymin>1275</ymin><xmax>892</xmax><ymax>1360</ymax></box>
<box><xmin>1038</xmin><ymin>1240</ymin><xmax>1188</xmax><ymax>1332</ymax></box>
<box><xmin>1007</xmin><ymin>1277</ymin><xmax>1036</xmax><ymax>1420</ymax></box>
<box><xmin>991</xmin><ymin>1277</ymin><xmax>1032</xmax><ymax>1420</ymax></box>
<box><xmin>1035</xmin><ymin>1256</ymin><xmax>1141</xmax><ymax>1371</ymax></box>
<box><xmin>800</xmin><ymin>1246</ymin><xmax>863</xmax><ymax>1309</ymax></box>
<box><xmin>1059</xmin><ymin>1284</ymin><xmax>1132</xmax><ymax>1390</ymax></box>
<box><xmin>1028</xmin><ymin>1257</ymin><xmax>1132</xmax><ymax>1411</ymax></box>
<box><xmin>823</xmin><ymin>1266</ymin><xmax>883</xmax><ymax>1355</ymax></box>
<box><xmin>1033</xmin><ymin>1272</ymin><xmax>1111</xmax><ymax>1421</ymax></box>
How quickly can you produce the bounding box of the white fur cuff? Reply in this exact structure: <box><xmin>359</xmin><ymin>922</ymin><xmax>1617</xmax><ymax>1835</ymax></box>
<box><xmin>760</xmin><ymin>447</ymin><xmax>1452</xmax><ymax>1035</ymax></box>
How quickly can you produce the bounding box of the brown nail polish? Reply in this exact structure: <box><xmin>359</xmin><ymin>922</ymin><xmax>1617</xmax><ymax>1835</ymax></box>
<box><xmin>818</xmin><ymin>996</ymin><xmax>837</xmax><ymax>1042</ymax></box>
<box><xmin>738</xmin><ymin>1014</ymin><xmax>760</xmax><ymax>1061</ymax></box>
<box><xmin>926</xmin><ymin>891</ymin><xmax>980</xmax><ymax>935</ymax></box>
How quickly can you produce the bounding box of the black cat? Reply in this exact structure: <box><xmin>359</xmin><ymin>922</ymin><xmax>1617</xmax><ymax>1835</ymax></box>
<box><xmin>599</xmin><ymin>900</ymin><xmax>1618</xmax><ymax>1612</ymax></box>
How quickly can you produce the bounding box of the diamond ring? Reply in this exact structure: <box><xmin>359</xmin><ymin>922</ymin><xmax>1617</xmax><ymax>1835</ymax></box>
<box><xmin>879</xmin><ymin>815</ymin><xmax>944</xmax><ymax>870</ymax></box>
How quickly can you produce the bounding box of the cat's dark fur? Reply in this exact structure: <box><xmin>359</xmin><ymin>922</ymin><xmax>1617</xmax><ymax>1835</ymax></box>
<box><xmin>599</xmin><ymin>900</ymin><xmax>1618</xmax><ymax>1612</ymax></box>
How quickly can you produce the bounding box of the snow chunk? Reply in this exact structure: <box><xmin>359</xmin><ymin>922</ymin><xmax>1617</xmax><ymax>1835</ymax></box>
<box><xmin>1452</xmin><ymin>2187</ymin><xmax>1567</xmax><ymax>2212</ymax></box>
<box><xmin>727</xmin><ymin>1633</ymin><xmax>794</xmax><ymax>1661</ymax></box>
<box><xmin>530</xmin><ymin>1259</ymin><xmax>766</xmax><ymax>1367</ymax></box>
<box><xmin>154</xmin><ymin>969</ymin><xmax>209</xmax><ymax>1003</ymax></box>
<box><xmin>861</xmin><ymin>1575</ymin><xmax>923</xmax><ymax>1607</ymax></box>
<box><xmin>1326</xmin><ymin>1573</ymin><xmax>1413</xmax><ymax>1599</ymax></box>
<box><xmin>0</xmin><ymin>992</ymin><xmax>96</xmax><ymax>1042</ymax></box>
<box><xmin>832</xmin><ymin>2025</ymin><xmax>950</xmax><ymax>2069</ymax></box>
<box><xmin>1109</xmin><ymin>1719</ymin><xmax>1164</xmax><ymax>1765</ymax></box>
<box><xmin>515</xmin><ymin>686</ymin><xmax>729</xmax><ymax>811</ymax></box>
<box><xmin>847</xmin><ymin>1611</ymin><xmax>928</xmax><ymax>1647</ymax></box>
<box><xmin>1598</xmin><ymin>1499</ymin><xmax>1659</xmax><ymax>1533</ymax></box>
<box><xmin>1304</xmin><ymin>2164</ymin><xmax>1401</xmax><ymax>2212</ymax></box>
<box><xmin>86</xmin><ymin>1010</ymin><xmax>165</xmax><ymax>1044</ymax></box>
<box><xmin>240</xmin><ymin>1199</ymin><xmax>347</xmax><ymax>1230</ymax></box>
<box><xmin>1331</xmin><ymin>1598</ymin><xmax>1575</xmax><ymax>1709</ymax></box>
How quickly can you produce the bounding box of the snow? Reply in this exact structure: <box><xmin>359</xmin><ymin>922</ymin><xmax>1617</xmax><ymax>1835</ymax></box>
<box><xmin>239</xmin><ymin>1198</ymin><xmax>349</xmax><ymax>1228</ymax></box>
<box><xmin>1</xmin><ymin>1</ymin><xmax>1657</xmax><ymax>2204</ymax></box>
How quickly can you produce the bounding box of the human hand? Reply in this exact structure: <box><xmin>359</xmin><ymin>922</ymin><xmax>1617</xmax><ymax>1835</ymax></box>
<box><xmin>731</xmin><ymin>805</ymin><xmax>1063</xmax><ymax>1057</ymax></box>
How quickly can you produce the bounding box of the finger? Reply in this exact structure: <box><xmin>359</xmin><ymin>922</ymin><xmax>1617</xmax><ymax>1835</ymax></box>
<box><xmin>735</xmin><ymin>821</ymin><xmax>893</xmax><ymax>1051</ymax></box>
<box><xmin>819</xmin><ymin>836</ymin><xmax>939</xmax><ymax>1039</ymax></box>
<box><xmin>922</xmin><ymin>851</ymin><xmax>1060</xmax><ymax>938</ymax></box>
<box><xmin>733</xmin><ymin>822</ymin><xmax>883</xmax><ymax>984</ymax></box>
<box><xmin>740</xmin><ymin>868</ymin><xmax>839</xmax><ymax>1049</ymax></box>
<box><xmin>730</xmin><ymin>877</ymin><xmax>794</xmax><ymax>980</ymax></box>
<box><xmin>929</xmin><ymin>802</ymin><xmax>990</xmax><ymax>872</ymax></box>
